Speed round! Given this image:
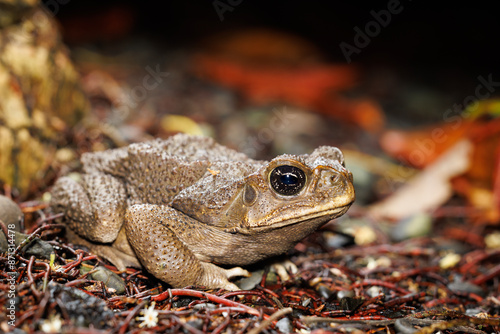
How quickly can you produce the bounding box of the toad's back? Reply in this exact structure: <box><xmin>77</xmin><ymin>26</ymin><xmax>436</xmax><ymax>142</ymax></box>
<box><xmin>80</xmin><ymin>134</ymin><xmax>262</xmax><ymax>206</ymax></box>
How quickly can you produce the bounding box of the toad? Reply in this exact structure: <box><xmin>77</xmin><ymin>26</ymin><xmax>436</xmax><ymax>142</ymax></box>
<box><xmin>51</xmin><ymin>134</ymin><xmax>355</xmax><ymax>290</ymax></box>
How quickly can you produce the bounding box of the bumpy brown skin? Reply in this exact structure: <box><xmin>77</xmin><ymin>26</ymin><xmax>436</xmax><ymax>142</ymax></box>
<box><xmin>51</xmin><ymin>134</ymin><xmax>355</xmax><ymax>290</ymax></box>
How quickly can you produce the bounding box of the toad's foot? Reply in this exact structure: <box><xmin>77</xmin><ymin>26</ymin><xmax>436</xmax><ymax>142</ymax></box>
<box><xmin>125</xmin><ymin>204</ymin><xmax>249</xmax><ymax>290</ymax></box>
<box><xmin>198</xmin><ymin>263</ymin><xmax>250</xmax><ymax>291</ymax></box>
<box><xmin>271</xmin><ymin>259</ymin><xmax>298</xmax><ymax>282</ymax></box>
<box><xmin>226</xmin><ymin>266</ymin><xmax>251</xmax><ymax>279</ymax></box>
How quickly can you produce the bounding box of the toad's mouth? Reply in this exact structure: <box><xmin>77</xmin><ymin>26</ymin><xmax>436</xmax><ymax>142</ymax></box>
<box><xmin>237</xmin><ymin>202</ymin><xmax>354</xmax><ymax>234</ymax></box>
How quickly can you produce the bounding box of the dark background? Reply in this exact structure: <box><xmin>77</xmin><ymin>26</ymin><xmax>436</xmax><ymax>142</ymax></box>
<box><xmin>46</xmin><ymin>1</ymin><xmax>500</xmax><ymax>120</ymax></box>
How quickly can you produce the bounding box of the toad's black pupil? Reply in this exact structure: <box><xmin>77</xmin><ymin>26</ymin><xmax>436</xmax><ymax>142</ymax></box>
<box><xmin>270</xmin><ymin>165</ymin><xmax>306</xmax><ymax>196</ymax></box>
<box><xmin>280</xmin><ymin>173</ymin><xmax>298</xmax><ymax>185</ymax></box>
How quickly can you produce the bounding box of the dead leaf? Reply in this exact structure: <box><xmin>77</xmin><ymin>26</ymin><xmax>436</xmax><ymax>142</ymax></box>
<box><xmin>380</xmin><ymin>121</ymin><xmax>472</xmax><ymax>169</ymax></box>
<box><xmin>191</xmin><ymin>29</ymin><xmax>385</xmax><ymax>131</ymax></box>
<box><xmin>368</xmin><ymin>140</ymin><xmax>472</xmax><ymax>220</ymax></box>
<box><xmin>200</xmin><ymin>28</ymin><xmax>322</xmax><ymax>66</ymax></box>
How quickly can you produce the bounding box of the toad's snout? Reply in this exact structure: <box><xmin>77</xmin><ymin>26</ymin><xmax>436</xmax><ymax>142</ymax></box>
<box><xmin>312</xmin><ymin>167</ymin><xmax>355</xmax><ymax>202</ymax></box>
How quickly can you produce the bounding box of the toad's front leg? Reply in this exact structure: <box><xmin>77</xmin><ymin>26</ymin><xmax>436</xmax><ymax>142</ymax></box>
<box><xmin>51</xmin><ymin>174</ymin><xmax>140</xmax><ymax>271</ymax></box>
<box><xmin>125</xmin><ymin>204</ymin><xmax>249</xmax><ymax>290</ymax></box>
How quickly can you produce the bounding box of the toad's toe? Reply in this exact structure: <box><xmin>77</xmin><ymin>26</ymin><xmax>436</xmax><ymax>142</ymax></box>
<box><xmin>225</xmin><ymin>267</ymin><xmax>251</xmax><ymax>280</ymax></box>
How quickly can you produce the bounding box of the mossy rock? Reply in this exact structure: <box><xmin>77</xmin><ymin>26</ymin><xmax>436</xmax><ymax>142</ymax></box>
<box><xmin>0</xmin><ymin>0</ymin><xmax>89</xmax><ymax>197</ymax></box>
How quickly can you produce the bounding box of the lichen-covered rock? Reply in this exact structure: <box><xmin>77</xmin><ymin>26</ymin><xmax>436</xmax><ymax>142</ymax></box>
<box><xmin>0</xmin><ymin>194</ymin><xmax>22</xmax><ymax>228</ymax></box>
<box><xmin>0</xmin><ymin>0</ymin><xmax>89</xmax><ymax>197</ymax></box>
<box><xmin>0</xmin><ymin>0</ymin><xmax>38</xmax><ymax>28</ymax></box>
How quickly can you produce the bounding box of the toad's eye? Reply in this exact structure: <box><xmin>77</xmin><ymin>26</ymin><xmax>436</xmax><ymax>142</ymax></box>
<box><xmin>269</xmin><ymin>165</ymin><xmax>306</xmax><ymax>196</ymax></box>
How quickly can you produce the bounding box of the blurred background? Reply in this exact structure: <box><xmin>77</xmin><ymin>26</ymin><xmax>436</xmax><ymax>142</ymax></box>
<box><xmin>52</xmin><ymin>0</ymin><xmax>499</xmax><ymax>103</ymax></box>
<box><xmin>55</xmin><ymin>1</ymin><xmax>499</xmax><ymax>76</ymax></box>
<box><xmin>1</xmin><ymin>0</ymin><xmax>499</xmax><ymax>224</ymax></box>
<box><xmin>2</xmin><ymin>3</ymin><xmax>500</xmax><ymax>331</ymax></box>
<box><xmin>50</xmin><ymin>0</ymin><xmax>500</xmax><ymax>124</ymax></box>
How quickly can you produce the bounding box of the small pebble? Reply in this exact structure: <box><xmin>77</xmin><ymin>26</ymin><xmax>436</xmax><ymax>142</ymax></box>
<box><xmin>447</xmin><ymin>280</ymin><xmax>484</xmax><ymax>297</ymax></box>
<box><xmin>275</xmin><ymin>317</ymin><xmax>293</xmax><ymax>333</ymax></box>
<box><xmin>193</xmin><ymin>303</ymin><xmax>217</xmax><ymax>311</ymax></box>
<box><xmin>366</xmin><ymin>286</ymin><xmax>383</xmax><ymax>297</ymax></box>
<box><xmin>40</xmin><ymin>314</ymin><xmax>62</xmax><ymax>333</ymax></box>
<box><xmin>337</xmin><ymin>289</ymin><xmax>354</xmax><ymax>299</ymax></box>
<box><xmin>365</xmin><ymin>256</ymin><xmax>391</xmax><ymax>270</ymax></box>
<box><xmin>485</xmin><ymin>231</ymin><xmax>500</xmax><ymax>249</ymax></box>
<box><xmin>394</xmin><ymin>318</ymin><xmax>418</xmax><ymax>334</ymax></box>
<box><xmin>0</xmin><ymin>230</ymin><xmax>54</xmax><ymax>259</ymax></box>
<box><xmin>90</xmin><ymin>266</ymin><xmax>126</xmax><ymax>294</ymax></box>
<box><xmin>0</xmin><ymin>195</ymin><xmax>23</xmax><ymax>230</ymax></box>
<box><xmin>323</xmin><ymin>231</ymin><xmax>353</xmax><ymax>248</ymax></box>
<box><xmin>236</xmin><ymin>269</ymin><xmax>263</xmax><ymax>290</ymax></box>
<box><xmin>22</xmin><ymin>235</ymin><xmax>54</xmax><ymax>259</ymax></box>
<box><xmin>465</xmin><ymin>308</ymin><xmax>486</xmax><ymax>317</ymax></box>
<box><xmin>265</xmin><ymin>271</ymin><xmax>278</xmax><ymax>286</ymax></box>
<box><xmin>391</xmin><ymin>213</ymin><xmax>432</xmax><ymax>241</ymax></box>
<box><xmin>439</xmin><ymin>252</ymin><xmax>461</xmax><ymax>269</ymax></box>
<box><xmin>316</xmin><ymin>284</ymin><xmax>333</xmax><ymax>299</ymax></box>
<box><xmin>354</xmin><ymin>225</ymin><xmax>377</xmax><ymax>245</ymax></box>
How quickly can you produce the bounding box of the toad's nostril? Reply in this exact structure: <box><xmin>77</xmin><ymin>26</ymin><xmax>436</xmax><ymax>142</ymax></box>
<box><xmin>330</xmin><ymin>173</ymin><xmax>341</xmax><ymax>185</ymax></box>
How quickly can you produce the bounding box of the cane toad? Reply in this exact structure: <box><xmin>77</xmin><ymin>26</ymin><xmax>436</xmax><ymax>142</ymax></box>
<box><xmin>51</xmin><ymin>134</ymin><xmax>355</xmax><ymax>290</ymax></box>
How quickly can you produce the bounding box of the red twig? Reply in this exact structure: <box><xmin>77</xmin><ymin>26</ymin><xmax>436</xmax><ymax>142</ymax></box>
<box><xmin>382</xmin><ymin>292</ymin><xmax>426</xmax><ymax>308</ymax></box>
<box><xmin>27</xmin><ymin>256</ymin><xmax>42</xmax><ymax>299</ymax></box>
<box><xmin>152</xmin><ymin>288</ymin><xmax>262</xmax><ymax>317</ymax></box>
<box><xmin>471</xmin><ymin>263</ymin><xmax>500</xmax><ymax>285</ymax></box>
<box><xmin>352</xmin><ymin>278</ymin><xmax>410</xmax><ymax>295</ymax></box>
<box><xmin>118</xmin><ymin>300</ymin><xmax>147</xmax><ymax>334</ymax></box>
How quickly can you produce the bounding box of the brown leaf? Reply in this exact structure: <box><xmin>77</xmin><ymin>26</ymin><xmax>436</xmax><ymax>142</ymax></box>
<box><xmin>369</xmin><ymin>140</ymin><xmax>473</xmax><ymax>220</ymax></box>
